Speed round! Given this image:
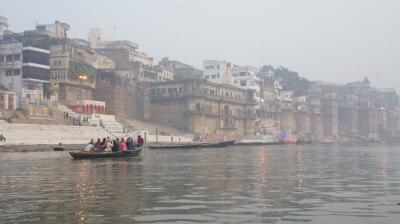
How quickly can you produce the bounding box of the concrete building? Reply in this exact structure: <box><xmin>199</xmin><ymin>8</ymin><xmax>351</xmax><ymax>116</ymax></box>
<box><xmin>35</xmin><ymin>21</ymin><xmax>70</xmax><ymax>39</ymax></box>
<box><xmin>96</xmin><ymin>40</ymin><xmax>153</xmax><ymax>67</ymax></box>
<box><xmin>50</xmin><ymin>38</ymin><xmax>115</xmax><ymax>104</ymax></box>
<box><xmin>0</xmin><ymin>41</ymin><xmax>50</xmax><ymax>109</ymax></box>
<box><xmin>203</xmin><ymin>60</ymin><xmax>234</xmax><ymax>85</ymax></box>
<box><xmin>0</xmin><ymin>90</ymin><xmax>16</xmax><ymax>110</ymax></box>
<box><xmin>87</xmin><ymin>28</ymin><xmax>111</xmax><ymax>48</ymax></box>
<box><xmin>0</xmin><ymin>16</ymin><xmax>9</xmax><ymax>36</ymax></box>
<box><xmin>159</xmin><ymin>57</ymin><xmax>202</xmax><ymax>80</ymax></box>
<box><xmin>147</xmin><ymin>79</ymin><xmax>256</xmax><ymax>136</ymax></box>
<box><xmin>232</xmin><ymin>66</ymin><xmax>261</xmax><ymax>103</ymax></box>
<box><xmin>154</xmin><ymin>65</ymin><xmax>174</xmax><ymax>82</ymax></box>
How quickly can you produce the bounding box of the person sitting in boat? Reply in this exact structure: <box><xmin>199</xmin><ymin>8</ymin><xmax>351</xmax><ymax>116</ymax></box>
<box><xmin>105</xmin><ymin>137</ymin><xmax>114</xmax><ymax>152</ymax></box>
<box><xmin>100</xmin><ymin>138</ymin><xmax>107</xmax><ymax>150</ymax></box>
<box><xmin>137</xmin><ymin>135</ymin><xmax>144</xmax><ymax>147</ymax></box>
<box><xmin>84</xmin><ymin>138</ymin><xmax>95</xmax><ymax>152</ymax></box>
<box><xmin>94</xmin><ymin>138</ymin><xmax>102</xmax><ymax>151</ymax></box>
<box><xmin>126</xmin><ymin>137</ymin><xmax>134</xmax><ymax>150</ymax></box>
<box><xmin>120</xmin><ymin>137</ymin><xmax>127</xmax><ymax>152</ymax></box>
<box><xmin>112</xmin><ymin>138</ymin><xmax>121</xmax><ymax>152</ymax></box>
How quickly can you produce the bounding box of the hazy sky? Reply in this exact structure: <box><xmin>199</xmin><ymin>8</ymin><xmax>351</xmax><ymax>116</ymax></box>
<box><xmin>2</xmin><ymin>0</ymin><xmax>400</xmax><ymax>90</ymax></box>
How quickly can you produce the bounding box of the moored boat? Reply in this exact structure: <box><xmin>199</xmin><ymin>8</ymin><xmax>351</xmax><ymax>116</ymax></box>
<box><xmin>148</xmin><ymin>140</ymin><xmax>235</xmax><ymax>149</ymax></box>
<box><xmin>235</xmin><ymin>141</ymin><xmax>280</xmax><ymax>146</ymax></box>
<box><xmin>69</xmin><ymin>148</ymin><xmax>142</xmax><ymax>159</ymax></box>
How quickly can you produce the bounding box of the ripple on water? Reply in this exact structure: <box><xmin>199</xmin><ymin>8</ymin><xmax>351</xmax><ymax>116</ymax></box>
<box><xmin>2</xmin><ymin>145</ymin><xmax>400</xmax><ymax>223</ymax></box>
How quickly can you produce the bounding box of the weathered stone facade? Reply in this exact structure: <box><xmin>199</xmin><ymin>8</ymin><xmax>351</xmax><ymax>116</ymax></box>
<box><xmin>147</xmin><ymin>79</ymin><xmax>255</xmax><ymax>136</ymax></box>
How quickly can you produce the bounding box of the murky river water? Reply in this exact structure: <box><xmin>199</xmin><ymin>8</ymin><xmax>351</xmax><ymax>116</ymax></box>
<box><xmin>1</xmin><ymin>144</ymin><xmax>400</xmax><ymax>223</ymax></box>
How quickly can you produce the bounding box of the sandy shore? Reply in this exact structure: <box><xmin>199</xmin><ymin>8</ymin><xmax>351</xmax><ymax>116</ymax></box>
<box><xmin>0</xmin><ymin>144</ymin><xmax>86</xmax><ymax>153</ymax></box>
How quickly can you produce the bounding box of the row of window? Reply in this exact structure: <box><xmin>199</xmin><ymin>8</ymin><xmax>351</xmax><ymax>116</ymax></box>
<box><xmin>52</xmin><ymin>59</ymin><xmax>63</xmax><ymax>67</ymax></box>
<box><xmin>52</xmin><ymin>71</ymin><xmax>67</xmax><ymax>80</ymax></box>
<box><xmin>205</xmin><ymin>65</ymin><xmax>220</xmax><ymax>70</ymax></box>
<box><xmin>233</xmin><ymin>72</ymin><xmax>248</xmax><ymax>77</ymax></box>
<box><xmin>0</xmin><ymin>54</ymin><xmax>21</xmax><ymax>63</ymax></box>
<box><xmin>234</xmin><ymin>80</ymin><xmax>247</xmax><ymax>86</ymax></box>
<box><xmin>205</xmin><ymin>73</ymin><xmax>220</xmax><ymax>79</ymax></box>
<box><xmin>5</xmin><ymin>69</ymin><xmax>20</xmax><ymax>76</ymax></box>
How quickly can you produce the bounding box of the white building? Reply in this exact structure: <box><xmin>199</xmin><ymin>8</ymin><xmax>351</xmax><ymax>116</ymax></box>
<box><xmin>232</xmin><ymin>66</ymin><xmax>261</xmax><ymax>104</ymax></box>
<box><xmin>203</xmin><ymin>60</ymin><xmax>233</xmax><ymax>85</ymax></box>
<box><xmin>88</xmin><ymin>28</ymin><xmax>111</xmax><ymax>48</ymax></box>
<box><xmin>279</xmin><ymin>90</ymin><xmax>293</xmax><ymax>102</ymax></box>
<box><xmin>0</xmin><ymin>16</ymin><xmax>9</xmax><ymax>36</ymax></box>
<box><xmin>35</xmin><ymin>20</ymin><xmax>70</xmax><ymax>39</ymax></box>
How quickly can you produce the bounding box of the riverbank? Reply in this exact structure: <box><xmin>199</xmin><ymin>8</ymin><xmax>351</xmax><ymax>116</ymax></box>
<box><xmin>0</xmin><ymin>144</ymin><xmax>86</xmax><ymax>153</ymax></box>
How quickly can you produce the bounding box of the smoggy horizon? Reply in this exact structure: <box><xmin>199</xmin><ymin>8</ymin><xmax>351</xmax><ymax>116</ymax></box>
<box><xmin>2</xmin><ymin>0</ymin><xmax>400</xmax><ymax>91</ymax></box>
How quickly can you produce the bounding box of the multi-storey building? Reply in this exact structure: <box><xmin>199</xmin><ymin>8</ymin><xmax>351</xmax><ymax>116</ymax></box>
<box><xmin>203</xmin><ymin>60</ymin><xmax>234</xmax><ymax>85</ymax></box>
<box><xmin>50</xmin><ymin>38</ymin><xmax>115</xmax><ymax>104</ymax></box>
<box><xmin>147</xmin><ymin>79</ymin><xmax>256</xmax><ymax>135</ymax></box>
<box><xmin>0</xmin><ymin>40</ymin><xmax>50</xmax><ymax>109</ymax></box>
<box><xmin>232</xmin><ymin>66</ymin><xmax>260</xmax><ymax>103</ymax></box>
<box><xmin>87</xmin><ymin>28</ymin><xmax>111</xmax><ymax>48</ymax></box>
<box><xmin>159</xmin><ymin>57</ymin><xmax>202</xmax><ymax>80</ymax></box>
<box><xmin>96</xmin><ymin>40</ymin><xmax>153</xmax><ymax>67</ymax></box>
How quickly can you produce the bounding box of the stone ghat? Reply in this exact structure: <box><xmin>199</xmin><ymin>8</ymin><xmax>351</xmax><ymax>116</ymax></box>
<box><xmin>0</xmin><ymin>123</ymin><xmax>109</xmax><ymax>145</ymax></box>
<box><xmin>0</xmin><ymin>144</ymin><xmax>86</xmax><ymax>152</ymax></box>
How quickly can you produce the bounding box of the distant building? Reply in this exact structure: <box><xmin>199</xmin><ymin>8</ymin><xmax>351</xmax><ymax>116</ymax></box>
<box><xmin>232</xmin><ymin>66</ymin><xmax>260</xmax><ymax>103</ymax></box>
<box><xmin>0</xmin><ymin>16</ymin><xmax>9</xmax><ymax>36</ymax></box>
<box><xmin>50</xmin><ymin>38</ymin><xmax>115</xmax><ymax>104</ymax></box>
<box><xmin>96</xmin><ymin>40</ymin><xmax>153</xmax><ymax>67</ymax></box>
<box><xmin>0</xmin><ymin>41</ymin><xmax>50</xmax><ymax>109</ymax></box>
<box><xmin>203</xmin><ymin>60</ymin><xmax>234</xmax><ymax>85</ymax></box>
<box><xmin>159</xmin><ymin>57</ymin><xmax>202</xmax><ymax>80</ymax></box>
<box><xmin>35</xmin><ymin>20</ymin><xmax>70</xmax><ymax>39</ymax></box>
<box><xmin>87</xmin><ymin>28</ymin><xmax>111</xmax><ymax>48</ymax></box>
<box><xmin>147</xmin><ymin>79</ymin><xmax>256</xmax><ymax>135</ymax></box>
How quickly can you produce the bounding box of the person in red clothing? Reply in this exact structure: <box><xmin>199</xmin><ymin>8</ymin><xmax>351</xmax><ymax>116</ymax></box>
<box><xmin>137</xmin><ymin>135</ymin><xmax>144</xmax><ymax>147</ymax></box>
<box><xmin>120</xmin><ymin>137</ymin><xmax>127</xmax><ymax>152</ymax></box>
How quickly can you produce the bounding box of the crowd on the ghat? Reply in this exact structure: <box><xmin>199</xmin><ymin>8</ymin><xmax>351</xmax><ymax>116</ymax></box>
<box><xmin>84</xmin><ymin>135</ymin><xmax>144</xmax><ymax>152</ymax></box>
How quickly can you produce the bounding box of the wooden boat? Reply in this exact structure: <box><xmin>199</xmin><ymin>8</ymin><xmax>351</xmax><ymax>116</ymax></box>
<box><xmin>295</xmin><ymin>140</ymin><xmax>312</xmax><ymax>145</ymax></box>
<box><xmin>69</xmin><ymin>148</ymin><xmax>142</xmax><ymax>159</ymax></box>
<box><xmin>53</xmin><ymin>147</ymin><xmax>65</xmax><ymax>151</ymax></box>
<box><xmin>235</xmin><ymin>141</ymin><xmax>280</xmax><ymax>146</ymax></box>
<box><xmin>148</xmin><ymin>140</ymin><xmax>235</xmax><ymax>149</ymax></box>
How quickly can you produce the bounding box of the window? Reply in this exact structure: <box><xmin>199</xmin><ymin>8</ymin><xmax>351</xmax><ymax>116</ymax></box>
<box><xmin>233</xmin><ymin>73</ymin><xmax>238</xmax><ymax>77</ymax></box>
<box><xmin>0</xmin><ymin>56</ymin><xmax>4</xmax><ymax>63</ymax></box>
<box><xmin>6</xmin><ymin>55</ymin><xmax>13</xmax><ymax>62</ymax></box>
<box><xmin>217</xmin><ymin>65</ymin><xmax>220</xmax><ymax>69</ymax></box>
<box><xmin>216</xmin><ymin>73</ymin><xmax>220</xmax><ymax>78</ymax></box>
<box><xmin>240</xmin><ymin>80</ymin><xmax>247</xmax><ymax>86</ymax></box>
<box><xmin>205</xmin><ymin>75</ymin><xmax>209</xmax><ymax>79</ymax></box>
<box><xmin>211</xmin><ymin>75</ymin><xmax>216</xmax><ymax>79</ymax></box>
<box><xmin>240</xmin><ymin>72</ymin><xmax>246</xmax><ymax>76</ymax></box>
<box><xmin>206</xmin><ymin>65</ymin><xmax>214</xmax><ymax>69</ymax></box>
<box><xmin>14</xmin><ymin>54</ymin><xmax>21</xmax><ymax>61</ymax></box>
<box><xmin>5</xmin><ymin>70</ymin><xmax>13</xmax><ymax>76</ymax></box>
<box><xmin>13</xmin><ymin>69</ymin><xmax>20</xmax><ymax>75</ymax></box>
<box><xmin>27</xmin><ymin>84</ymin><xmax>35</xmax><ymax>90</ymax></box>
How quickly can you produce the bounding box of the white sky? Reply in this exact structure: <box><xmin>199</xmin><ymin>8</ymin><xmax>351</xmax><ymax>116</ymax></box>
<box><xmin>2</xmin><ymin>0</ymin><xmax>400</xmax><ymax>90</ymax></box>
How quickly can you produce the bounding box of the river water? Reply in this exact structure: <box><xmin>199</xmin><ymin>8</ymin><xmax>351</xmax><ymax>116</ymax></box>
<box><xmin>1</xmin><ymin>144</ymin><xmax>400</xmax><ymax>223</ymax></box>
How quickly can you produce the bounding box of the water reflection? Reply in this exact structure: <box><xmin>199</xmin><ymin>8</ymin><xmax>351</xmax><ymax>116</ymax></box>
<box><xmin>1</xmin><ymin>145</ymin><xmax>400</xmax><ymax>223</ymax></box>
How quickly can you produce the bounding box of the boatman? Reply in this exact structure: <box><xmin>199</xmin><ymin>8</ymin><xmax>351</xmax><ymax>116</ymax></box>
<box><xmin>137</xmin><ymin>135</ymin><xmax>144</xmax><ymax>147</ymax></box>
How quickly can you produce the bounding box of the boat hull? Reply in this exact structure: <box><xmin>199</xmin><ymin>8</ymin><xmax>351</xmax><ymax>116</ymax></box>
<box><xmin>69</xmin><ymin>148</ymin><xmax>142</xmax><ymax>159</ymax></box>
<box><xmin>148</xmin><ymin>140</ymin><xmax>235</xmax><ymax>149</ymax></box>
<box><xmin>235</xmin><ymin>142</ymin><xmax>280</xmax><ymax>146</ymax></box>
